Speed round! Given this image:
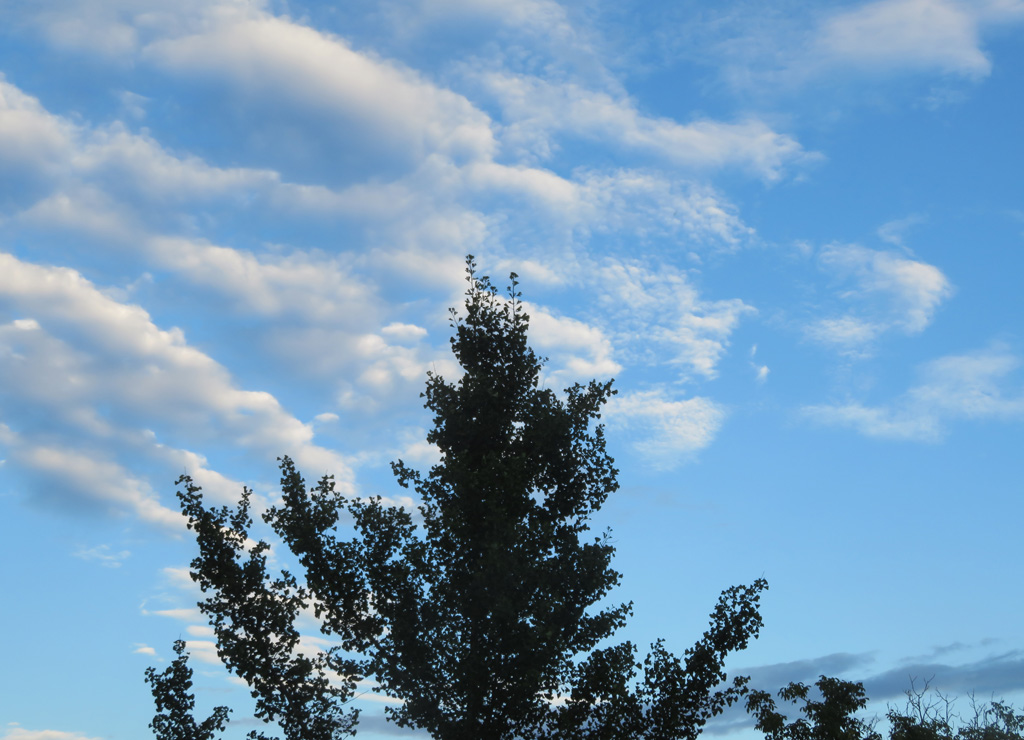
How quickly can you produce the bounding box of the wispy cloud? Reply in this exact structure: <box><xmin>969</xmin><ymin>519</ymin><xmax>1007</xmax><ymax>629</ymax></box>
<box><xmin>803</xmin><ymin>345</ymin><xmax>1024</xmax><ymax>440</ymax></box>
<box><xmin>694</xmin><ymin>0</ymin><xmax>1024</xmax><ymax>97</ymax></box>
<box><xmin>606</xmin><ymin>388</ymin><xmax>726</xmax><ymax>468</ymax></box>
<box><xmin>2</xmin><ymin>728</ymin><xmax>102</xmax><ymax>740</ymax></box>
<box><xmin>878</xmin><ymin>214</ymin><xmax>927</xmax><ymax>248</ymax></box>
<box><xmin>598</xmin><ymin>260</ymin><xmax>756</xmax><ymax>379</ymax></box>
<box><xmin>805</xmin><ymin>243</ymin><xmax>953</xmax><ymax>354</ymax></box>
<box><xmin>474</xmin><ymin>71</ymin><xmax>816</xmax><ymax>181</ymax></box>
<box><xmin>73</xmin><ymin>544</ymin><xmax>131</xmax><ymax>568</ymax></box>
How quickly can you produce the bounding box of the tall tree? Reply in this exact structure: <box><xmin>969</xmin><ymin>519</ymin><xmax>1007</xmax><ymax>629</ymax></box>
<box><xmin>159</xmin><ymin>257</ymin><xmax>767</xmax><ymax>740</ymax></box>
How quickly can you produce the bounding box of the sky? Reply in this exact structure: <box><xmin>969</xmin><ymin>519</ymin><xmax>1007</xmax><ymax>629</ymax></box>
<box><xmin>1</xmin><ymin>0</ymin><xmax>1023</xmax><ymax>738</ymax></box>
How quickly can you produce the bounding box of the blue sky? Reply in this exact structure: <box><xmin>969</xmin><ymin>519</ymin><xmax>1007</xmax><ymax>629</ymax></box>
<box><xmin>1</xmin><ymin>1</ymin><xmax>1023</xmax><ymax>738</ymax></box>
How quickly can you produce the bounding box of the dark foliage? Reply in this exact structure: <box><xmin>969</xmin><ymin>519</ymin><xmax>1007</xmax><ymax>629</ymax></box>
<box><xmin>171</xmin><ymin>479</ymin><xmax>361</xmax><ymax>740</ymax></box>
<box><xmin>747</xmin><ymin>675</ymin><xmax>881</xmax><ymax>740</ymax></box>
<box><xmin>150</xmin><ymin>256</ymin><xmax>768</xmax><ymax>740</ymax></box>
<box><xmin>887</xmin><ymin>680</ymin><xmax>1024</xmax><ymax>740</ymax></box>
<box><xmin>747</xmin><ymin>675</ymin><xmax>1024</xmax><ymax>740</ymax></box>
<box><xmin>146</xmin><ymin>640</ymin><xmax>231</xmax><ymax>740</ymax></box>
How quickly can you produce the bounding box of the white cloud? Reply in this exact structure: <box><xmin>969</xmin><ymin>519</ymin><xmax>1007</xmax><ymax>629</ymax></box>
<box><xmin>263</xmin><ymin>325</ymin><xmax>447</xmax><ymax>415</ymax></box>
<box><xmin>133</xmin><ymin>644</ymin><xmax>157</xmax><ymax>655</ymax></box>
<box><xmin>877</xmin><ymin>213</ymin><xmax>926</xmax><ymax>247</ymax></box>
<box><xmin>150</xmin><ymin>606</ymin><xmax>205</xmax><ymax>622</ymax></box>
<box><xmin>397</xmin><ymin>0</ymin><xmax>619</xmax><ymax>97</ymax></box>
<box><xmin>574</xmin><ymin>170</ymin><xmax>755</xmax><ymax>248</ymax></box>
<box><xmin>606</xmin><ymin>388</ymin><xmax>725</xmax><ymax>468</ymax></box>
<box><xmin>5</xmin><ymin>1</ymin><xmax>275</xmax><ymax>57</ymax></box>
<box><xmin>803</xmin><ymin>345</ymin><xmax>1024</xmax><ymax>440</ymax></box>
<box><xmin>0</xmin><ymin>32</ymin><xmax>569</xmax><ymax>278</ymax></box>
<box><xmin>14</xmin><ymin>191</ymin><xmax>387</xmax><ymax>339</ymax></box>
<box><xmin>804</xmin><ymin>316</ymin><xmax>883</xmax><ymax>349</ymax></box>
<box><xmin>0</xmin><ymin>78</ymin><xmax>555</xmax><ymax>319</ymax></box>
<box><xmin>16</xmin><ymin>185</ymin><xmax>139</xmax><ymax>242</ymax></box>
<box><xmin>806</xmin><ymin>244</ymin><xmax>953</xmax><ymax>352</ymax></box>
<box><xmin>145</xmin><ymin>236</ymin><xmax>377</xmax><ymax>324</ymax></box>
<box><xmin>393</xmin><ymin>426</ymin><xmax>442</xmax><ymax>468</ymax></box>
<box><xmin>802</xmin><ymin>402</ymin><xmax>939</xmax><ymax>440</ymax></box>
<box><xmin>73</xmin><ymin>544</ymin><xmax>132</xmax><ymax>568</ymax></box>
<box><xmin>339</xmin><ymin>159</ymin><xmax>755</xmax><ymax>255</ymax></box>
<box><xmin>161</xmin><ymin>566</ymin><xmax>199</xmax><ymax>592</ymax></box>
<box><xmin>0</xmin><ymin>75</ymin><xmax>279</xmax><ymax>216</ymax></box>
<box><xmin>1</xmin><ymin>69</ymin><xmax>755</xmax><ymax>355</ymax></box>
<box><xmin>526</xmin><ymin>305</ymin><xmax>621</xmax><ymax>385</ymax></box>
<box><xmin>0</xmin><ymin>82</ymin><xmax>498</xmax><ymax>420</ymax></box>
<box><xmin>186</xmin><ymin>624</ymin><xmax>216</xmax><ymax>638</ymax></box>
<box><xmin>476</xmin><ymin>72</ymin><xmax>814</xmax><ymax>181</ymax></box>
<box><xmin>117</xmin><ymin>90</ymin><xmax>149</xmax><ymax>120</ymax></box>
<box><xmin>911</xmin><ymin>347</ymin><xmax>1024</xmax><ymax>417</ymax></box>
<box><xmin>0</xmin><ymin>77</ymin><xmax>76</xmax><ymax>204</ymax></box>
<box><xmin>143</xmin><ymin>10</ymin><xmax>497</xmax><ymax>167</ymax></box>
<box><xmin>72</xmin><ymin>123</ymin><xmax>281</xmax><ymax>202</ymax></box>
<box><xmin>413</xmin><ymin>0</ymin><xmax>572</xmax><ymax>30</ymax></box>
<box><xmin>598</xmin><ymin>260</ymin><xmax>755</xmax><ymax>379</ymax></box>
<box><xmin>398</xmin><ymin>0</ymin><xmax>601</xmax><ymax>78</ymax></box>
<box><xmin>352</xmin><ymin>333</ymin><xmax>440</xmax><ymax>393</ymax></box>
<box><xmin>380</xmin><ymin>323</ymin><xmax>429</xmax><ymax>343</ymax></box>
<box><xmin>703</xmin><ymin>0</ymin><xmax>1024</xmax><ymax>94</ymax></box>
<box><xmin>19</xmin><ymin>442</ymin><xmax>183</xmax><ymax>529</ymax></box>
<box><xmin>0</xmin><ymin>75</ymin><xmax>72</xmax><ymax>158</ymax></box>
<box><xmin>466</xmin><ymin>160</ymin><xmax>580</xmax><ymax>210</ymax></box>
<box><xmin>748</xmin><ymin>344</ymin><xmax>770</xmax><ymax>383</ymax></box>
<box><xmin>183</xmin><ymin>639</ymin><xmax>223</xmax><ymax>666</ymax></box>
<box><xmin>2</xmin><ymin>728</ymin><xmax>102</xmax><ymax>740</ymax></box>
<box><xmin>0</xmin><ymin>253</ymin><xmax>358</xmax><ymax>523</ymax></box>
<box><xmin>0</xmin><ymin>251</ymin><xmax>425</xmax><ymax>515</ymax></box>
<box><xmin>818</xmin><ymin>0</ymin><xmax>993</xmax><ymax>78</ymax></box>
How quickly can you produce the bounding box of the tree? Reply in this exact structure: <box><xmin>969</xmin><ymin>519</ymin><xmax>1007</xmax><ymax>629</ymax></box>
<box><xmin>746</xmin><ymin>675</ymin><xmax>881</xmax><ymax>740</ymax></box>
<box><xmin>172</xmin><ymin>475</ymin><xmax>360</xmax><ymax>740</ymax></box>
<box><xmin>887</xmin><ymin>678</ymin><xmax>958</xmax><ymax>740</ymax></box>
<box><xmin>887</xmin><ymin>679</ymin><xmax>1024</xmax><ymax>740</ymax></box>
<box><xmin>155</xmin><ymin>256</ymin><xmax>767</xmax><ymax>740</ymax></box>
<box><xmin>146</xmin><ymin>640</ymin><xmax>231</xmax><ymax>740</ymax></box>
<box><xmin>745</xmin><ymin>675</ymin><xmax>1024</xmax><ymax>740</ymax></box>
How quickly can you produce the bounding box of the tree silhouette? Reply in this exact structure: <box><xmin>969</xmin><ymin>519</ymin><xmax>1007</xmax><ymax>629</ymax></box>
<box><xmin>746</xmin><ymin>675</ymin><xmax>1024</xmax><ymax>740</ymax></box>
<box><xmin>146</xmin><ymin>640</ymin><xmax>231</xmax><ymax>740</ymax></box>
<box><xmin>154</xmin><ymin>256</ymin><xmax>767</xmax><ymax>740</ymax></box>
<box><xmin>747</xmin><ymin>675</ymin><xmax>881</xmax><ymax>740</ymax></box>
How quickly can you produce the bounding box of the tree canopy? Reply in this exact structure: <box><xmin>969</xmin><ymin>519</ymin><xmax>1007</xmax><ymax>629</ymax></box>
<box><xmin>153</xmin><ymin>256</ymin><xmax>768</xmax><ymax>740</ymax></box>
<box><xmin>747</xmin><ymin>676</ymin><xmax>1024</xmax><ymax>740</ymax></box>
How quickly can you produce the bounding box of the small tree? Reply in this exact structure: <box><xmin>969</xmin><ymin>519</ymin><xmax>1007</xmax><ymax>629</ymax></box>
<box><xmin>746</xmin><ymin>675</ymin><xmax>881</xmax><ymax>740</ymax></box>
<box><xmin>746</xmin><ymin>675</ymin><xmax>1024</xmax><ymax>740</ymax></box>
<box><xmin>155</xmin><ymin>257</ymin><xmax>767</xmax><ymax>740</ymax></box>
<box><xmin>887</xmin><ymin>679</ymin><xmax>1024</xmax><ymax>740</ymax></box>
<box><xmin>887</xmin><ymin>678</ymin><xmax>958</xmax><ymax>740</ymax></box>
<box><xmin>146</xmin><ymin>640</ymin><xmax>231</xmax><ymax>740</ymax></box>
